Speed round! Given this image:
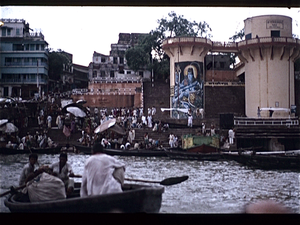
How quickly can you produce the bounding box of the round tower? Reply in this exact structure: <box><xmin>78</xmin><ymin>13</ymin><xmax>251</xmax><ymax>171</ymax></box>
<box><xmin>162</xmin><ymin>37</ymin><xmax>212</xmax><ymax>118</ymax></box>
<box><xmin>238</xmin><ymin>15</ymin><xmax>300</xmax><ymax>118</ymax></box>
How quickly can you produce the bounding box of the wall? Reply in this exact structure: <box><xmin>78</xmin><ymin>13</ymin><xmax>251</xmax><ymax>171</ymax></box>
<box><xmin>205</xmin><ymin>86</ymin><xmax>245</xmax><ymax>118</ymax></box>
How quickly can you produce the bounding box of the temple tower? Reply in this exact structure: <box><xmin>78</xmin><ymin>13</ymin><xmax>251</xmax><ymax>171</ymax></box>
<box><xmin>238</xmin><ymin>15</ymin><xmax>300</xmax><ymax>118</ymax></box>
<box><xmin>162</xmin><ymin>37</ymin><xmax>212</xmax><ymax>118</ymax></box>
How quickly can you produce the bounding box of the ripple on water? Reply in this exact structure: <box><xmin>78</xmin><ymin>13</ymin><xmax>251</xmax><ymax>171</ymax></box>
<box><xmin>1</xmin><ymin>154</ymin><xmax>299</xmax><ymax>213</ymax></box>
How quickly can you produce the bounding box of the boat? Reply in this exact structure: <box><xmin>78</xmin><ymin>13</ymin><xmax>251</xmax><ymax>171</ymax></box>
<box><xmin>222</xmin><ymin>150</ymin><xmax>300</xmax><ymax>170</ymax></box>
<box><xmin>74</xmin><ymin>144</ymin><xmax>168</xmax><ymax>157</ymax></box>
<box><xmin>164</xmin><ymin>146</ymin><xmax>223</xmax><ymax>161</ymax></box>
<box><xmin>73</xmin><ymin>144</ymin><xmax>92</xmax><ymax>154</ymax></box>
<box><xmin>4</xmin><ymin>182</ymin><xmax>164</xmax><ymax>213</ymax></box>
<box><xmin>102</xmin><ymin>148</ymin><xmax>168</xmax><ymax>157</ymax></box>
<box><xmin>0</xmin><ymin>145</ymin><xmax>62</xmax><ymax>155</ymax></box>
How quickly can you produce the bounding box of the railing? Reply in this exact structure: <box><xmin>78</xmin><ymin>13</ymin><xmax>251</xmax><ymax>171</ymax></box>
<box><xmin>91</xmin><ymin>76</ymin><xmax>142</xmax><ymax>83</ymax></box>
<box><xmin>205</xmin><ymin>81</ymin><xmax>244</xmax><ymax>86</ymax></box>
<box><xmin>162</xmin><ymin>36</ymin><xmax>300</xmax><ymax>50</ymax></box>
<box><xmin>238</xmin><ymin>37</ymin><xmax>300</xmax><ymax>47</ymax></box>
<box><xmin>234</xmin><ymin>117</ymin><xmax>299</xmax><ymax>126</ymax></box>
<box><xmin>71</xmin><ymin>88</ymin><xmax>138</xmax><ymax>95</ymax></box>
<box><xmin>162</xmin><ymin>37</ymin><xmax>212</xmax><ymax>46</ymax></box>
<box><xmin>0</xmin><ymin>78</ymin><xmax>47</xmax><ymax>84</ymax></box>
<box><xmin>4</xmin><ymin>62</ymin><xmax>48</xmax><ymax>67</ymax></box>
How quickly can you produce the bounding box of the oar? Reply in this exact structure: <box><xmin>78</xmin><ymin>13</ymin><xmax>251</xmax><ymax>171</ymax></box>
<box><xmin>125</xmin><ymin>175</ymin><xmax>189</xmax><ymax>186</ymax></box>
<box><xmin>69</xmin><ymin>174</ymin><xmax>189</xmax><ymax>186</ymax></box>
<box><xmin>0</xmin><ymin>184</ymin><xmax>26</xmax><ymax>198</ymax></box>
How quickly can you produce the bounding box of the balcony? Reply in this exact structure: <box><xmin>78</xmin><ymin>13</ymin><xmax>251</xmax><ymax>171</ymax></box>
<box><xmin>0</xmin><ymin>78</ymin><xmax>47</xmax><ymax>84</ymax></box>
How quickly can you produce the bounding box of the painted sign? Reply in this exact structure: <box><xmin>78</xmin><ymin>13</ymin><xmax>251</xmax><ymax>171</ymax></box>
<box><xmin>172</xmin><ymin>61</ymin><xmax>204</xmax><ymax>118</ymax></box>
<box><xmin>266</xmin><ymin>20</ymin><xmax>284</xmax><ymax>29</ymax></box>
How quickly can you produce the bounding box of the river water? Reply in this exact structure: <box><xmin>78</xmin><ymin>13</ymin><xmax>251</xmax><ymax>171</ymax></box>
<box><xmin>0</xmin><ymin>153</ymin><xmax>299</xmax><ymax>213</ymax></box>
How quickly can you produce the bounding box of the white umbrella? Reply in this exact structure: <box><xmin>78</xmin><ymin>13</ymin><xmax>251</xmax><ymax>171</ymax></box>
<box><xmin>66</xmin><ymin>106</ymin><xmax>87</xmax><ymax>118</ymax></box>
<box><xmin>94</xmin><ymin>119</ymin><xmax>116</xmax><ymax>134</ymax></box>
<box><xmin>0</xmin><ymin>119</ymin><xmax>8</xmax><ymax>127</ymax></box>
<box><xmin>0</xmin><ymin>122</ymin><xmax>18</xmax><ymax>133</ymax></box>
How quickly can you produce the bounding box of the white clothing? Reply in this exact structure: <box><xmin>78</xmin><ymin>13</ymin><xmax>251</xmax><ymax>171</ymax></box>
<box><xmin>188</xmin><ymin>115</ymin><xmax>193</xmax><ymax>127</ymax></box>
<box><xmin>19</xmin><ymin>163</ymin><xmax>36</xmax><ymax>186</ymax></box>
<box><xmin>49</xmin><ymin>162</ymin><xmax>73</xmax><ymax>184</ymax></box>
<box><xmin>80</xmin><ymin>154</ymin><xmax>125</xmax><ymax>197</ymax></box>
<box><xmin>147</xmin><ymin>115</ymin><xmax>152</xmax><ymax>128</ymax></box>
<box><xmin>228</xmin><ymin>129</ymin><xmax>235</xmax><ymax>144</ymax></box>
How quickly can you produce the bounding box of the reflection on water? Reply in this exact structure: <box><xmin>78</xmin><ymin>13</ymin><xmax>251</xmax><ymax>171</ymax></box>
<box><xmin>1</xmin><ymin>154</ymin><xmax>299</xmax><ymax>213</ymax></box>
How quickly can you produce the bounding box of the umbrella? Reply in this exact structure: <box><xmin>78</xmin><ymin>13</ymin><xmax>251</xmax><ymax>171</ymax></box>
<box><xmin>0</xmin><ymin>122</ymin><xmax>18</xmax><ymax>133</ymax></box>
<box><xmin>0</xmin><ymin>119</ymin><xmax>8</xmax><ymax>127</ymax></box>
<box><xmin>94</xmin><ymin>119</ymin><xmax>116</xmax><ymax>134</ymax></box>
<box><xmin>66</xmin><ymin>106</ymin><xmax>87</xmax><ymax>118</ymax></box>
<box><xmin>76</xmin><ymin>99</ymin><xmax>87</xmax><ymax>105</ymax></box>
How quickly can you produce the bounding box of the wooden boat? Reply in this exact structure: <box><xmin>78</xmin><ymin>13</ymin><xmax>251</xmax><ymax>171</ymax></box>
<box><xmin>74</xmin><ymin>144</ymin><xmax>168</xmax><ymax>157</ymax></box>
<box><xmin>73</xmin><ymin>144</ymin><xmax>92</xmax><ymax>154</ymax></box>
<box><xmin>102</xmin><ymin>148</ymin><xmax>168</xmax><ymax>157</ymax></box>
<box><xmin>4</xmin><ymin>182</ymin><xmax>164</xmax><ymax>213</ymax></box>
<box><xmin>222</xmin><ymin>150</ymin><xmax>300</xmax><ymax>170</ymax></box>
<box><xmin>0</xmin><ymin>145</ymin><xmax>61</xmax><ymax>155</ymax></box>
<box><xmin>164</xmin><ymin>147</ymin><xmax>222</xmax><ymax>161</ymax></box>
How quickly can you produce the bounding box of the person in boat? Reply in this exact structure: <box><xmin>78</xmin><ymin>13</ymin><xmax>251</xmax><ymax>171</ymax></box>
<box><xmin>47</xmin><ymin>153</ymin><xmax>75</xmax><ymax>196</ymax></box>
<box><xmin>80</xmin><ymin>142</ymin><xmax>126</xmax><ymax>197</ymax></box>
<box><xmin>19</xmin><ymin>153</ymin><xmax>40</xmax><ymax>186</ymax></box>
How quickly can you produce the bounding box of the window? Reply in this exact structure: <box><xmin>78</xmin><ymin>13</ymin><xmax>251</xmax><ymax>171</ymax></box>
<box><xmin>13</xmin><ymin>44</ymin><xmax>23</xmax><ymax>51</ymax></box>
<box><xmin>36</xmin><ymin>44</ymin><xmax>39</xmax><ymax>50</ymax></box>
<box><xmin>16</xmin><ymin>28</ymin><xmax>20</xmax><ymax>35</ymax></box>
<box><xmin>139</xmin><ymin>71</ymin><xmax>143</xmax><ymax>76</ymax></box>
<box><xmin>245</xmin><ymin>33</ymin><xmax>252</xmax><ymax>40</ymax></box>
<box><xmin>30</xmin><ymin>44</ymin><xmax>35</xmax><ymax>51</ymax></box>
<box><xmin>2</xmin><ymin>28</ymin><xmax>6</xmax><ymax>36</ymax></box>
<box><xmin>271</xmin><ymin>30</ymin><xmax>280</xmax><ymax>37</ymax></box>
<box><xmin>110</xmin><ymin>71</ymin><xmax>114</xmax><ymax>77</ymax></box>
<box><xmin>100</xmin><ymin>70</ymin><xmax>106</xmax><ymax>77</ymax></box>
<box><xmin>113</xmin><ymin>57</ymin><xmax>118</xmax><ymax>64</ymax></box>
<box><xmin>119</xmin><ymin>57</ymin><xmax>124</xmax><ymax>64</ymax></box>
<box><xmin>7</xmin><ymin>29</ymin><xmax>11</xmax><ymax>36</ymax></box>
<box><xmin>101</xmin><ymin>57</ymin><xmax>106</xmax><ymax>63</ymax></box>
<box><xmin>220</xmin><ymin>62</ymin><xmax>225</xmax><ymax>69</ymax></box>
<box><xmin>127</xmin><ymin>71</ymin><xmax>131</xmax><ymax>74</ymax></box>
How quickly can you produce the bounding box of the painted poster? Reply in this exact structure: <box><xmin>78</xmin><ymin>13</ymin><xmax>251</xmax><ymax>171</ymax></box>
<box><xmin>172</xmin><ymin>61</ymin><xmax>204</xmax><ymax>119</ymax></box>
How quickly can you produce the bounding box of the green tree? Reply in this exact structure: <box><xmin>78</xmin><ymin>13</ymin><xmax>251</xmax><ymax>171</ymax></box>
<box><xmin>125</xmin><ymin>46</ymin><xmax>150</xmax><ymax>74</ymax></box>
<box><xmin>48</xmin><ymin>50</ymin><xmax>71</xmax><ymax>81</ymax></box>
<box><xmin>125</xmin><ymin>11</ymin><xmax>213</xmax><ymax>80</ymax></box>
<box><xmin>228</xmin><ymin>28</ymin><xmax>245</xmax><ymax>67</ymax></box>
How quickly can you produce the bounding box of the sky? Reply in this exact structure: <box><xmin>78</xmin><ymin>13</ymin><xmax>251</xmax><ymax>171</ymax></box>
<box><xmin>1</xmin><ymin>6</ymin><xmax>299</xmax><ymax>66</ymax></box>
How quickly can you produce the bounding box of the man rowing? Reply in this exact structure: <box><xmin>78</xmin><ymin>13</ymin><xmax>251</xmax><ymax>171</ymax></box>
<box><xmin>80</xmin><ymin>142</ymin><xmax>125</xmax><ymax>197</ymax></box>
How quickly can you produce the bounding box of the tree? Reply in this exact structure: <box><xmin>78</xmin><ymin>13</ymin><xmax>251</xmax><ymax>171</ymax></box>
<box><xmin>125</xmin><ymin>46</ymin><xmax>150</xmax><ymax>74</ymax></box>
<box><xmin>228</xmin><ymin>28</ymin><xmax>245</xmax><ymax>67</ymax></box>
<box><xmin>48</xmin><ymin>50</ymin><xmax>71</xmax><ymax>81</ymax></box>
<box><xmin>125</xmin><ymin>11</ymin><xmax>213</xmax><ymax>80</ymax></box>
<box><xmin>229</xmin><ymin>28</ymin><xmax>245</xmax><ymax>42</ymax></box>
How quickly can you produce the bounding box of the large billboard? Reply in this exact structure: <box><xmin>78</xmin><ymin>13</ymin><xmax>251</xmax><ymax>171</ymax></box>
<box><xmin>172</xmin><ymin>61</ymin><xmax>204</xmax><ymax>119</ymax></box>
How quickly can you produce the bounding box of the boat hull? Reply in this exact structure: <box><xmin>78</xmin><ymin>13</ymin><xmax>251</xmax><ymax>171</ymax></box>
<box><xmin>74</xmin><ymin>144</ymin><xmax>167</xmax><ymax>157</ymax></box>
<box><xmin>0</xmin><ymin>145</ymin><xmax>62</xmax><ymax>155</ymax></box>
<box><xmin>222</xmin><ymin>152</ymin><xmax>300</xmax><ymax>170</ymax></box>
<box><xmin>4</xmin><ymin>183</ymin><xmax>164</xmax><ymax>213</ymax></box>
<box><xmin>164</xmin><ymin>149</ymin><xmax>222</xmax><ymax>161</ymax></box>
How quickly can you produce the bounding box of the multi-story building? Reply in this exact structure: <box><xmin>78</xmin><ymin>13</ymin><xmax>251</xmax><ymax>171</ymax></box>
<box><xmin>88</xmin><ymin>33</ymin><xmax>151</xmax><ymax>81</ymax></box>
<box><xmin>0</xmin><ymin>19</ymin><xmax>49</xmax><ymax>99</ymax></box>
<box><xmin>73</xmin><ymin>33</ymin><xmax>151</xmax><ymax>109</ymax></box>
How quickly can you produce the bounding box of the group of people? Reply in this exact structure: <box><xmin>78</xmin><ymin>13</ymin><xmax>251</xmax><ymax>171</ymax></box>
<box><xmin>18</xmin><ymin>141</ymin><xmax>126</xmax><ymax>201</ymax></box>
<box><xmin>3</xmin><ymin>130</ymin><xmax>56</xmax><ymax>150</ymax></box>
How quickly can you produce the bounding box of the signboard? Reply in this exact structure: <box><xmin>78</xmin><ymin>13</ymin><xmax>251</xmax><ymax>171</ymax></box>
<box><xmin>266</xmin><ymin>20</ymin><xmax>284</xmax><ymax>29</ymax></box>
<box><xmin>291</xmin><ymin>105</ymin><xmax>296</xmax><ymax>114</ymax></box>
